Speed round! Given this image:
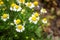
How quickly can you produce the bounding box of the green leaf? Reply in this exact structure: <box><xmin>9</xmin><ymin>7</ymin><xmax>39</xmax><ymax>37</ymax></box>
<box><xmin>35</xmin><ymin>27</ymin><xmax>42</xmax><ymax>38</ymax></box>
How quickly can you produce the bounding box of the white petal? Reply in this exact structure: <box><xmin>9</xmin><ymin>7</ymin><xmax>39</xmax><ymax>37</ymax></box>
<box><xmin>16</xmin><ymin>25</ymin><xmax>25</xmax><ymax>32</ymax></box>
<box><xmin>13</xmin><ymin>8</ymin><xmax>17</xmax><ymax>11</ymax></box>
<box><xmin>1</xmin><ymin>16</ymin><xmax>9</xmax><ymax>21</ymax></box>
<box><xmin>16</xmin><ymin>29</ymin><xmax>21</xmax><ymax>32</ymax></box>
<box><xmin>30</xmin><ymin>4</ymin><xmax>34</xmax><ymax>9</ymax></box>
<box><xmin>29</xmin><ymin>17</ymin><xmax>32</xmax><ymax>23</ymax></box>
<box><xmin>37</xmin><ymin>16</ymin><xmax>39</xmax><ymax>19</ymax></box>
<box><xmin>17</xmin><ymin>7</ymin><xmax>22</xmax><ymax>12</ymax></box>
<box><xmin>42</xmin><ymin>20</ymin><xmax>47</xmax><ymax>24</ymax></box>
<box><xmin>33</xmin><ymin>21</ymin><xmax>37</xmax><ymax>24</ymax></box>
<box><xmin>3</xmin><ymin>19</ymin><xmax>7</xmax><ymax>21</ymax></box>
<box><xmin>14</xmin><ymin>20</ymin><xmax>17</xmax><ymax>25</ymax></box>
<box><xmin>22</xmin><ymin>27</ymin><xmax>25</xmax><ymax>30</ymax></box>
<box><xmin>20</xmin><ymin>30</ymin><xmax>23</xmax><ymax>32</ymax></box>
<box><xmin>25</xmin><ymin>3</ymin><xmax>27</xmax><ymax>6</ymax></box>
<box><xmin>10</xmin><ymin>7</ymin><xmax>13</xmax><ymax>10</ymax></box>
<box><xmin>45</xmin><ymin>11</ymin><xmax>47</xmax><ymax>13</ymax></box>
<box><xmin>14</xmin><ymin>20</ymin><xmax>16</xmax><ymax>23</ymax></box>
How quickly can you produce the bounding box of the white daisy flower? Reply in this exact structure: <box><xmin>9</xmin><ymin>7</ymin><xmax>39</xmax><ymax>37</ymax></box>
<box><xmin>16</xmin><ymin>25</ymin><xmax>25</xmax><ymax>32</ymax></box>
<box><xmin>29</xmin><ymin>16</ymin><xmax>39</xmax><ymax>24</ymax></box>
<box><xmin>16</xmin><ymin>0</ymin><xmax>25</xmax><ymax>4</ymax></box>
<box><xmin>40</xmin><ymin>8</ymin><xmax>47</xmax><ymax>14</ymax></box>
<box><xmin>10</xmin><ymin>3</ymin><xmax>16</xmax><ymax>11</ymax></box>
<box><xmin>14</xmin><ymin>5</ymin><xmax>22</xmax><ymax>12</ymax></box>
<box><xmin>1</xmin><ymin>14</ymin><xmax>9</xmax><ymax>21</ymax></box>
<box><xmin>14</xmin><ymin>19</ymin><xmax>21</xmax><ymax>25</ymax></box>
<box><xmin>42</xmin><ymin>18</ymin><xmax>47</xmax><ymax>24</ymax></box>
<box><xmin>25</xmin><ymin>2</ymin><xmax>34</xmax><ymax>9</ymax></box>
<box><xmin>10</xmin><ymin>3</ymin><xmax>22</xmax><ymax>12</ymax></box>
<box><xmin>32</xmin><ymin>12</ymin><xmax>39</xmax><ymax>17</ymax></box>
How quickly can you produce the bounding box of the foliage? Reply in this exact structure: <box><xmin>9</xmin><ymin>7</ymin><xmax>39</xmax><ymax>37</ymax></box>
<box><xmin>0</xmin><ymin>0</ymin><xmax>52</xmax><ymax>40</ymax></box>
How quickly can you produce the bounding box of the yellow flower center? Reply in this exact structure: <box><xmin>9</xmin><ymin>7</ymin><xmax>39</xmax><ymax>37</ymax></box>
<box><xmin>43</xmin><ymin>18</ymin><xmax>47</xmax><ymax>21</ymax></box>
<box><xmin>11</xmin><ymin>3</ymin><xmax>16</xmax><ymax>8</ymax></box>
<box><xmin>17</xmin><ymin>25</ymin><xmax>23</xmax><ymax>30</ymax></box>
<box><xmin>19</xmin><ymin>0</ymin><xmax>25</xmax><ymax>3</ymax></box>
<box><xmin>2</xmin><ymin>14</ymin><xmax>8</xmax><ymax>19</ymax></box>
<box><xmin>32</xmin><ymin>16</ymin><xmax>37</xmax><ymax>21</ymax></box>
<box><xmin>27</xmin><ymin>3</ymin><xmax>31</xmax><ymax>7</ymax></box>
<box><xmin>0</xmin><ymin>1</ymin><xmax>4</xmax><ymax>5</ymax></box>
<box><xmin>34</xmin><ymin>12</ymin><xmax>39</xmax><ymax>17</ymax></box>
<box><xmin>33</xmin><ymin>1</ymin><xmax>38</xmax><ymax>6</ymax></box>
<box><xmin>16</xmin><ymin>19</ymin><xmax>21</xmax><ymax>24</ymax></box>
<box><xmin>15</xmin><ymin>5</ymin><xmax>19</xmax><ymax>9</ymax></box>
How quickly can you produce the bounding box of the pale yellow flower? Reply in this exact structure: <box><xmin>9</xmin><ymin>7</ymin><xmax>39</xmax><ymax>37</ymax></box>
<box><xmin>10</xmin><ymin>3</ymin><xmax>22</xmax><ymax>12</ymax></box>
<box><xmin>1</xmin><ymin>14</ymin><xmax>9</xmax><ymax>21</ymax></box>
<box><xmin>16</xmin><ymin>25</ymin><xmax>25</xmax><ymax>32</ymax></box>
<box><xmin>14</xmin><ymin>19</ymin><xmax>21</xmax><ymax>25</ymax></box>
<box><xmin>29</xmin><ymin>16</ymin><xmax>39</xmax><ymax>24</ymax></box>
<box><xmin>14</xmin><ymin>5</ymin><xmax>22</xmax><ymax>11</ymax></box>
<box><xmin>32</xmin><ymin>12</ymin><xmax>39</xmax><ymax>17</ymax></box>
<box><xmin>25</xmin><ymin>2</ymin><xmax>34</xmax><ymax>9</ymax></box>
<box><xmin>10</xmin><ymin>3</ymin><xmax>16</xmax><ymax>10</ymax></box>
<box><xmin>40</xmin><ymin>8</ymin><xmax>47</xmax><ymax>13</ymax></box>
<box><xmin>17</xmin><ymin>0</ymin><xmax>25</xmax><ymax>4</ymax></box>
<box><xmin>11</xmin><ymin>3</ymin><xmax>16</xmax><ymax>8</ymax></box>
<box><xmin>42</xmin><ymin>18</ymin><xmax>47</xmax><ymax>24</ymax></box>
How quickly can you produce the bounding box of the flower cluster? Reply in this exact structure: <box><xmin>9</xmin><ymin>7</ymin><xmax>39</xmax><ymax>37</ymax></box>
<box><xmin>10</xmin><ymin>3</ymin><xmax>22</xmax><ymax>12</ymax></box>
<box><xmin>0</xmin><ymin>0</ymin><xmax>50</xmax><ymax>40</ymax></box>
<box><xmin>0</xmin><ymin>0</ymin><xmax>48</xmax><ymax>32</ymax></box>
<box><xmin>14</xmin><ymin>19</ymin><xmax>25</xmax><ymax>32</ymax></box>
